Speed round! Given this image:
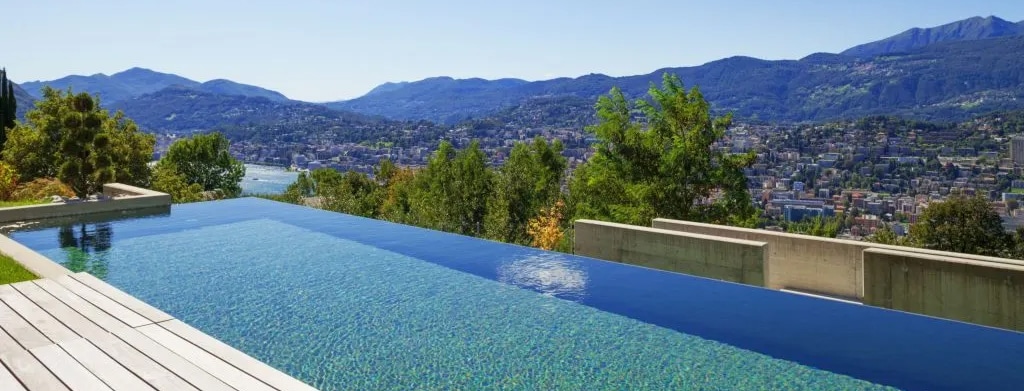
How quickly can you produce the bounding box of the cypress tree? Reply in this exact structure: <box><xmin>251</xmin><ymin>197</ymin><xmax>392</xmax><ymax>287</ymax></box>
<box><xmin>0</xmin><ymin>68</ymin><xmax>15</xmax><ymax>153</ymax></box>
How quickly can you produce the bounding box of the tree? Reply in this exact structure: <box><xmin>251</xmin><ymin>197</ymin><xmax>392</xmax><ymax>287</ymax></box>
<box><xmin>907</xmin><ymin>194</ymin><xmax>1011</xmax><ymax>257</ymax></box>
<box><xmin>484</xmin><ymin>138</ymin><xmax>566</xmax><ymax>244</ymax></box>
<box><xmin>0</xmin><ymin>68</ymin><xmax>15</xmax><ymax>152</ymax></box>
<box><xmin>376</xmin><ymin>160</ymin><xmax>418</xmax><ymax>223</ymax></box>
<box><xmin>157</xmin><ymin>132</ymin><xmax>245</xmax><ymax>197</ymax></box>
<box><xmin>568</xmin><ymin>73</ymin><xmax>757</xmax><ymax>227</ymax></box>
<box><xmin>150</xmin><ymin>163</ymin><xmax>204</xmax><ymax>203</ymax></box>
<box><xmin>56</xmin><ymin>93</ymin><xmax>114</xmax><ymax>197</ymax></box>
<box><xmin>527</xmin><ymin>199</ymin><xmax>566</xmax><ymax>250</ymax></box>
<box><xmin>868</xmin><ymin>225</ymin><xmax>905</xmax><ymax>246</ymax></box>
<box><xmin>2</xmin><ymin>87</ymin><xmax>154</xmax><ymax>187</ymax></box>
<box><xmin>319</xmin><ymin>171</ymin><xmax>381</xmax><ymax>218</ymax></box>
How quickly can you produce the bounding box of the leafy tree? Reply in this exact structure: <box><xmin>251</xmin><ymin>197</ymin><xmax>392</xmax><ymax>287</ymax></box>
<box><xmin>0</xmin><ymin>162</ymin><xmax>17</xmax><ymax>200</ymax></box>
<box><xmin>907</xmin><ymin>194</ymin><xmax>1011</xmax><ymax>257</ymax></box>
<box><xmin>526</xmin><ymin>199</ymin><xmax>566</xmax><ymax>250</ymax></box>
<box><xmin>484</xmin><ymin>138</ymin><xmax>566</xmax><ymax>244</ymax></box>
<box><xmin>319</xmin><ymin>171</ymin><xmax>381</xmax><ymax>218</ymax></box>
<box><xmin>376</xmin><ymin>160</ymin><xmax>418</xmax><ymax>223</ymax></box>
<box><xmin>868</xmin><ymin>225</ymin><xmax>905</xmax><ymax>246</ymax></box>
<box><xmin>157</xmin><ymin>132</ymin><xmax>245</xmax><ymax>197</ymax></box>
<box><xmin>568</xmin><ymin>73</ymin><xmax>757</xmax><ymax>227</ymax></box>
<box><xmin>150</xmin><ymin>164</ymin><xmax>204</xmax><ymax>203</ymax></box>
<box><xmin>56</xmin><ymin>93</ymin><xmax>114</xmax><ymax>197</ymax></box>
<box><xmin>0</xmin><ymin>68</ymin><xmax>15</xmax><ymax>151</ymax></box>
<box><xmin>785</xmin><ymin>216</ymin><xmax>842</xmax><ymax>238</ymax></box>
<box><xmin>2</xmin><ymin>87</ymin><xmax>154</xmax><ymax>187</ymax></box>
<box><xmin>408</xmin><ymin>140</ymin><xmax>493</xmax><ymax>235</ymax></box>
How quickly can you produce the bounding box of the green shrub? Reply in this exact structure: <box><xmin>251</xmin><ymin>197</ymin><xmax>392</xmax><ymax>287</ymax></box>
<box><xmin>0</xmin><ymin>161</ymin><xmax>17</xmax><ymax>200</ymax></box>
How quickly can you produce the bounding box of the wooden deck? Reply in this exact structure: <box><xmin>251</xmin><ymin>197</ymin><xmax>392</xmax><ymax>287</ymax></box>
<box><xmin>0</xmin><ymin>272</ymin><xmax>318</xmax><ymax>391</ymax></box>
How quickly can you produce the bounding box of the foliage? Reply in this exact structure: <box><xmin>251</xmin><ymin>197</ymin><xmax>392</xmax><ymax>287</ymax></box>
<box><xmin>11</xmin><ymin>178</ymin><xmax>75</xmax><ymax>201</ymax></box>
<box><xmin>568</xmin><ymin>74</ymin><xmax>757</xmax><ymax>227</ymax></box>
<box><xmin>0</xmin><ymin>161</ymin><xmax>17</xmax><ymax>200</ymax></box>
<box><xmin>2</xmin><ymin>87</ymin><xmax>154</xmax><ymax>188</ymax></box>
<box><xmin>408</xmin><ymin>141</ymin><xmax>493</xmax><ymax>235</ymax></box>
<box><xmin>0</xmin><ymin>253</ymin><xmax>36</xmax><ymax>285</ymax></box>
<box><xmin>150</xmin><ymin>164</ymin><xmax>204</xmax><ymax>203</ymax></box>
<box><xmin>56</xmin><ymin>93</ymin><xmax>114</xmax><ymax>197</ymax></box>
<box><xmin>1</xmin><ymin>68</ymin><xmax>16</xmax><ymax>152</ymax></box>
<box><xmin>907</xmin><ymin>194</ymin><xmax>1012</xmax><ymax>257</ymax></box>
<box><xmin>484</xmin><ymin>138</ymin><xmax>566</xmax><ymax>244</ymax></box>
<box><xmin>319</xmin><ymin>170</ymin><xmax>381</xmax><ymax>218</ymax></box>
<box><xmin>868</xmin><ymin>225</ymin><xmax>906</xmax><ymax>246</ymax></box>
<box><xmin>376</xmin><ymin>161</ymin><xmax>418</xmax><ymax>223</ymax></box>
<box><xmin>157</xmin><ymin>132</ymin><xmax>245</xmax><ymax>197</ymax></box>
<box><xmin>784</xmin><ymin>216</ymin><xmax>843</xmax><ymax>238</ymax></box>
<box><xmin>527</xmin><ymin>200</ymin><xmax>566</xmax><ymax>250</ymax></box>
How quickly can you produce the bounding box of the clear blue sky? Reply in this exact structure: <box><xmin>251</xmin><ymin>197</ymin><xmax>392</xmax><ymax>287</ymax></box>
<box><xmin>5</xmin><ymin>0</ymin><xmax>1024</xmax><ymax>102</ymax></box>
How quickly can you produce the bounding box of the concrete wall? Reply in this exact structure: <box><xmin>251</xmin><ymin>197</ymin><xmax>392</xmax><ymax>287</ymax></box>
<box><xmin>863</xmin><ymin>248</ymin><xmax>1024</xmax><ymax>332</ymax></box>
<box><xmin>653</xmin><ymin>218</ymin><xmax>1024</xmax><ymax>301</ymax></box>
<box><xmin>653</xmin><ymin>218</ymin><xmax>865</xmax><ymax>300</ymax></box>
<box><xmin>0</xmin><ymin>183</ymin><xmax>171</xmax><ymax>224</ymax></box>
<box><xmin>574</xmin><ymin>220</ymin><xmax>768</xmax><ymax>286</ymax></box>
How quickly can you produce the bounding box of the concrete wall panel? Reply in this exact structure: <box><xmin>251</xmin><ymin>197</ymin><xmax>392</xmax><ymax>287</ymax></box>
<box><xmin>863</xmin><ymin>248</ymin><xmax>1024</xmax><ymax>332</ymax></box>
<box><xmin>574</xmin><ymin>220</ymin><xmax>768</xmax><ymax>286</ymax></box>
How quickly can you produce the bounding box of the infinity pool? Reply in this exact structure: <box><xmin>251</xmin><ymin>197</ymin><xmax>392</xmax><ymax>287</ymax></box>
<box><xmin>7</xmin><ymin>198</ymin><xmax>1024</xmax><ymax>390</ymax></box>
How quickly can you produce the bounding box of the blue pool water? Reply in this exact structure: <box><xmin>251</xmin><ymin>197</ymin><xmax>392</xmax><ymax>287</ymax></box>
<box><xmin>8</xmin><ymin>198</ymin><xmax>1024</xmax><ymax>390</ymax></box>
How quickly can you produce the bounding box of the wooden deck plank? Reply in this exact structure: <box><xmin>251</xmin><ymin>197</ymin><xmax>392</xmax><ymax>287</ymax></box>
<box><xmin>30</xmin><ymin>343</ymin><xmax>112</xmax><ymax>390</ymax></box>
<box><xmin>88</xmin><ymin>334</ymin><xmax>198</xmax><ymax>391</ymax></box>
<box><xmin>0</xmin><ymin>285</ymin><xmax>78</xmax><ymax>345</ymax></box>
<box><xmin>159</xmin><ymin>320</ymin><xmax>317</xmax><ymax>391</ymax></box>
<box><xmin>13</xmin><ymin>282</ymin><xmax>111</xmax><ymax>341</ymax></box>
<box><xmin>33</xmin><ymin>280</ymin><xmax>229</xmax><ymax>391</ymax></box>
<box><xmin>0</xmin><ymin>361</ymin><xmax>27</xmax><ymax>391</ymax></box>
<box><xmin>58</xmin><ymin>338</ymin><xmax>155</xmax><ymax>391</ymax></box>
<box><xmin>70</xmin><ymin>273</ymin><xmax>173</xmax><ymax>324</ymax></box>
<box><xmin>52</xmin><ymin>276</ymin><xmax>150</xmax><ymax>328</ymax></box>
<box><xmin>138</xmin><ymin>324</ymin><xmax>274</xmax><ymax>391</ymax></box>
<box><xmin>0</xmin><ymin>328</ymin><xmax>66</xmax><ymax>391</ymax></box>
<box><xmin>0</xmin><ymin>300</ymin><xmax>52</xmax><ymax>350</ymax></box>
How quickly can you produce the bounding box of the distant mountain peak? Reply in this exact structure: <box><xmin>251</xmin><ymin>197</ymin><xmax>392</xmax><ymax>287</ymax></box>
<box><xmin>842</xmin><ymin>15</ymin><xmax>1024</xmax><ymax>57</ymax></box>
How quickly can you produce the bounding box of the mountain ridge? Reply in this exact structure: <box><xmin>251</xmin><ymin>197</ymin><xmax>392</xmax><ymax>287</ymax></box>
<box><xmin>841</xmin><ymin>15</ymin><xmax>1024</xmax><ymax>57</ymax></box>
<box><xmin>20</xmin><ymin>67</ymin><xmax>290</xmax><ymax>104</ymax></box>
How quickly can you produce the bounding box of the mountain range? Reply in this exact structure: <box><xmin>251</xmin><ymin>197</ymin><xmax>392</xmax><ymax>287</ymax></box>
<box><xmin>20</xmin><ymin>67</ymin><xmax>289</xmax><ymax>105</ymax></box>
<box><xmin>9</xmin><ymin>15</ymin><xmax>1024</xmax><ymax>133</ymax></box>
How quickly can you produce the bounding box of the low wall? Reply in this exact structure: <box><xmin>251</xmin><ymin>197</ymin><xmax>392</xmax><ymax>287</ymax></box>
<box><xmin>863</xmin><ymin>248</ymin><xmax>1024</xmax><ymax>332</ymax></box>
<box><xmin>0</xmin><ymin>183</ymin><xmax>171</xmax><ymax>224</ymax></box>
<box><xmin>574</xmin><ymin>220</ymin><xmax>768</xmax><ymax>286</ymax></box>
<box><xmin>653</xmin><ymin>218</ymin><xmax>865</xmax><ymax>300</ymax></box>
<box><xmin>653</xmin><ymin>218</ymin><xmax>1024</xmax><ymax>301</ymax></box>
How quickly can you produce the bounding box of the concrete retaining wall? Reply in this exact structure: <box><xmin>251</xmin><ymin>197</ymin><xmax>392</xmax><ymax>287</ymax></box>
<box><xmin>0</xmin><ymin>183</ymin><xmax>171</xmax><ymax>224</ymax></box>
<box><xmin>863</xmin><ymin>248</ymin><xmax>1024</xmax><ymax>332</ymax></box>
<box><xmin>574</xmin><ymin>220</ymin><xmax>768</xmax><ymax>286</ymax></box>
<box><xmin>653</xmin><ymin>218</ymin><xmax>1024</xmax><ymax>301</ymax></box>
<box><xmin>653</xmin><ymin>218</ymin><xmax>865</xmax><ymax>300</ymax></box>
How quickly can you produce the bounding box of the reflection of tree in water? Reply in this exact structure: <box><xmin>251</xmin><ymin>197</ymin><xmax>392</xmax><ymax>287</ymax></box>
<box><xmin>58</xmin><ymin>223</ymin><xmax>112</xmax><ymax>279</ymax></box>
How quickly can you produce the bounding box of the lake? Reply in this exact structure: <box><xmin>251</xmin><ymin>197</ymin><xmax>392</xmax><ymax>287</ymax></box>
<box><xmin>241</xmin><ymin>164</ymin><xmax>300</xmax><ymax>195</ymax></box>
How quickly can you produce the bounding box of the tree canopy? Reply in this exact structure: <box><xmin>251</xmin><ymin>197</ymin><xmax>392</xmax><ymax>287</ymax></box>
<box><xmin>2</xmin><ymin>87</ymin><xmax>154</xmax><ymax>195</ymax></box>
<box><xmin>568</xmin><ymin>73</ymin><xmax>757</xmax><ymax>227</ymax></box>
<box><xmin>156</xmin><ymin>132</ymin><xmax>245</xmax><ymax>198</ymax></box>
<box><xmin>907</xmin><ymin>194</ymin><xmax>1012</xmax><ymax>257</ymax></box>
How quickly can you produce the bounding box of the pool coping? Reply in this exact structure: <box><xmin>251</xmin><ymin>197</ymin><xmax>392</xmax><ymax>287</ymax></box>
<box><xmin>0</xmin><ymin>183</ymin><xmax>171</xmax><ymax>278</ymax></box>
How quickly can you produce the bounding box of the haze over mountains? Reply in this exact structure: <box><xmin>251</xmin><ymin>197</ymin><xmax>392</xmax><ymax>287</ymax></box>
<box><xmin>10</xmin><ymin>15</ymin><xmax>1024</xmax><ymax>132</ymax></box>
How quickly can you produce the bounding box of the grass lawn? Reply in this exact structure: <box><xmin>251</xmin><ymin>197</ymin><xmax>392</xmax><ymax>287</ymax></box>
<box><xmin>0</xmin><ymin>199</ymin><xmax>48</xmax><ymax>208</ymax></box>
<box><xmin>0</xmin><ymin>253</ymin><xmax>36</xmax><ymax>285</ymax></box>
